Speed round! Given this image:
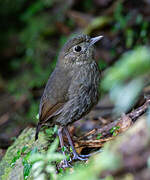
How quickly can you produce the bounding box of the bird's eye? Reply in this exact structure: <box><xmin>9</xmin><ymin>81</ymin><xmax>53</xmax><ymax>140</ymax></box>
<box><xmin>74</xmin><ymin>45</ymin><xmax>82</xmax><ymax>52</ymax></box>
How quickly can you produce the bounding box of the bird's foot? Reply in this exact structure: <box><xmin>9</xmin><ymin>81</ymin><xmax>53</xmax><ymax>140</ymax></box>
<box><xmin>72</xmin><ymin>153</ymin><xmax>88</xmax><ymax>161</ymax></box>
<box><xmin>79</xmin><ymin>154</ymin><xmax>91</xmax><ymax>158</ymax></box>
<box><xmin>61</xmin><ymin>159</ymin><xmax>72</xmax><ymax>168</ymax></box>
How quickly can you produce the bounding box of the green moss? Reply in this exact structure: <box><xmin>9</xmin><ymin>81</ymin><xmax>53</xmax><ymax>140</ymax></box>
<box><xmin>0</xmin><ymin>128</ymin><xmax>49</xmax><ymax>180</ymax></box>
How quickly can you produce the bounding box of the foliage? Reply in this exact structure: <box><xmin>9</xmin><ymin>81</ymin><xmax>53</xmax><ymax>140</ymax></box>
<box><xmin>102</xmin><ymin>46</ymin><xmax>150</xmax><ymax>114</ymax></box>
<box><xmin>59</xmin><ymin>148</ymin><xmax>121</xmax><ymax>180</ymax></box>
<box><xmin>113</xmin><ymin>2</ymin><xmax>149</xmax><ymax>47</ymax></box>
<box><xmin>1</xmin><ymin>0</ymin><xmax>60</xmax><ymax>123</ymax></box>
<box><xmin>102</xmin><ymin>47</ymin><xmax>150</xmax><ymax>90</ymax></box>
<box><xmin>22</xmin><ymin>147</ymin><xmax>38</xmax><ymax>180</ymax></box>
<box><xmin>110</xmin><ymin>126</ymin><xmax>120</xmax><ymax>136</ymax></box>
<box><xmin>9</xmin><ymin>139</ymin><xmax>39</xmax><ymax>179</ymax></box>
<box><xmin>6</xmin><ymin>136</ymin><xmax>64</xmax><ymax>180</ymax></box>
<box><xmin>30</xmin><ymin>138</ymin><xmax>64</xmax><ymax>180</ymax></box>
<box><xmin>11</xmin><ymin>146</ymin><xmax>28</xmax><ymax>167</ymax></box>
<box><xmin>96</xmin><ymin>133</ymin><xmax>102</xmax><ymax>140</ymax></box>
<box><xmin>45</xmin><ymin>125</ymin><xmax>58</xmax><ymax>140</ymax></box>
<box><xmin>1</xmin><ymin>0</ymin><xmax>150</xmax><ymax>123</ymax></box>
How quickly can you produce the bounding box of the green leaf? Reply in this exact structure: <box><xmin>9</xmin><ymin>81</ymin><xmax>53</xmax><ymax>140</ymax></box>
<box><xmin>48</xmin><ymin>138</ymin><xmax>59</xmax><ymax>154</ymax></box>
<box><xmin>110</xmin><ymin>126</ymin><xmax>120</xmax><ymax>134</ymax></box>
<box><xmin>61</xmin><ymin>146</ymin><xmax>67</xmax><ymax>152</ymax></box>
<box><xmin>23</xmin><ymin>163</ymin><xmax>32</xmax><ymax>180</ymax></box>
<box><xmin>29</xmin><ymin>154</ymin><xmax>45</xmax><ymax>163</ymax></box>
<box><xmin>47</xmin><ymin>153</ymin><xmax>65</xmax><ymax>161</ymax></box>
<box><xmin>96</xmin><ymin>133</ymin><xmax>102</xmax><ymax>140</ymax></box>
<box><xmin>21</xmin><ymin>146</ymin><xmax>28</xmax><ymax>153</ymax></box>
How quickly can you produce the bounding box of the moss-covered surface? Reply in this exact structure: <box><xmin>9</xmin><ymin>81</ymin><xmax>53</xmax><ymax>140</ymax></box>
<box><xmin>0</xmin><ymin>128</ymin><xmax>49</xmax><ymax>180</ymax></box>
<box><xmin>1</xmin><ymin>116</ymin><xmax>150</xmax><ymax>180</ymax></box>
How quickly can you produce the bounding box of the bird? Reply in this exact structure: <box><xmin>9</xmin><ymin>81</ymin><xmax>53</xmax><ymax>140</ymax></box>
<box><xmin>35</xmin><ymin>34</ymin><xmax>103</xmax><ymax>167</ymax></box>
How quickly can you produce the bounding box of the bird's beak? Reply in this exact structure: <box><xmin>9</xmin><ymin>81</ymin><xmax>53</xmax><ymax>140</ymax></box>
<box><xmin>90</xmin><ymin>35</ymin><xmax>103</xmax><ymax>46</ymax></box>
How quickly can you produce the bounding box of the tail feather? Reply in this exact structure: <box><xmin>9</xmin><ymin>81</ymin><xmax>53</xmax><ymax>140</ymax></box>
<box><xmin>35</xmin><ymin>123</ymin><xmax>42</xmax><ymax>141</ymax></box>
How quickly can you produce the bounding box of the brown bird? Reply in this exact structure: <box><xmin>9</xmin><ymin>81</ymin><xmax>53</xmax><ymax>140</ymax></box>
<box><xmin>35</xmin><ymin>34</ymin><xmax>103</xmax><ymax>166</ymax></box>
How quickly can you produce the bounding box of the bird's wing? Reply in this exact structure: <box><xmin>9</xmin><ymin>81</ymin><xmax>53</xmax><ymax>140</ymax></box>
<box><xmin>35</xmin><ymin>67</ymin><xmax>70</xmax><ymax>140</ymax></box>
<box><xmin>38</xmin><ymin>67</ymin><xmax>70</xmax><ymax>124</ymax></box>
<box><xmin>35</xmin><ymin>99</ymin><xmax>65</xmax><ymax>140</ymax></box>
<box><xmin>39</xmin><ymin>98</ymin><xmax>64</xmax><ymax>123</ymax></box>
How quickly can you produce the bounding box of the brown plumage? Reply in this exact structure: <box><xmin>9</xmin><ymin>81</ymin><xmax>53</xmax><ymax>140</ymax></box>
<box><xmin>35</xmin><ymin>34</ymin><xmax>103</xmax><ymax>166</ymax></box>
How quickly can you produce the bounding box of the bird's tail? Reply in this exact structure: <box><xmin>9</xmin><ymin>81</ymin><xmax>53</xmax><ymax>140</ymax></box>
<box><xmin>35</xmin><ymin>123</ymin><xmax>42</xmax><ymax>141</ymax></box>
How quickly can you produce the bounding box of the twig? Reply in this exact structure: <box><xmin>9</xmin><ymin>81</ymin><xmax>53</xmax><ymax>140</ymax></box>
<box><xmin>129</xmin><ymin>98</ymin><xmax>150</xmax><ymax>120</ymax></box>
<box><xmin>75</xmin><ymin>98</ymin><xmax>150</xmax><ymax>148</ymax></box>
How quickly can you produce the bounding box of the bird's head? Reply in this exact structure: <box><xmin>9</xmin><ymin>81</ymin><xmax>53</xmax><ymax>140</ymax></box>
<box><xmin>58</xmin><ymin>34</ymin><xmax>103</xmax><ymax>67</ymax></box>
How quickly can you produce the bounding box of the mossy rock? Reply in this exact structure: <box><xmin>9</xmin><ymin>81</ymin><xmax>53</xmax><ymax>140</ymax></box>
<box><xmin>1</xmin><ymin>116</ymin><xmax>150</xmax><ymax>180</ymax></box>
<box><xmin>0</xmin><ymin>128</ymin><xmax>49</xmax><ymax>180</ymax></box>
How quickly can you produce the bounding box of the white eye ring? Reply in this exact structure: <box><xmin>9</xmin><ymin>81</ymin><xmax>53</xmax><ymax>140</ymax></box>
<box><xmin>74</xmin><ymin>45</ymin><xmax>82</xmax><ymax>52</ymax></box>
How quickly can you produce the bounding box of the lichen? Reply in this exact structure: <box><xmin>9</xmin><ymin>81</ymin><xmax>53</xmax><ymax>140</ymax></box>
<box><xmin>0</xmin><ymin>128</ymin><xmax>49</xmax><ymax>180</ymax></box>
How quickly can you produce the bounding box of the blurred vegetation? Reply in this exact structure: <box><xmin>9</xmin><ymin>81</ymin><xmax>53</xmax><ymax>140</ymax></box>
<box><xmin>1</xmin><ymin>0</ymin><xmax>150</xmax><ymax>123</ymax></box>
<box><xmin>0</xmin><ymin>0</ymin><xmax>69</xmax><ymax>123</ymax></box>
<box><xmin>102</xmin><ymin>46</ymin><xmax>150</xmax><ymax>114</ymax></box>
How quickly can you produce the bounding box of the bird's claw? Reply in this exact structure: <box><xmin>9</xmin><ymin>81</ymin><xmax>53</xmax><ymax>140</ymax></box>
<box><xmin>79</xmin><ymin>154</ymin><xmax>91</xmax><ymax>158</ymax></box>
<box><xmin>61</xmin><ymin>159</ymin><xmax>72</xmax><ymax>168</ymax></box>
<box><xmin>72</xmin><ymin>154</ymin><xmax>88</xmax><ymax>161</ymax></box>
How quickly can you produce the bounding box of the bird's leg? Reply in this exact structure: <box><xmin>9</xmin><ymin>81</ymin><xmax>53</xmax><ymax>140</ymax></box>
<box><xmin>58</xmin><ymin>127</ymin><xmax>71</xmax><ymax>168</ymax></box>
<box><xmin>64</xmin><ymin>126</ymin><xmax>89</xmax><ymax>161</ymax></box>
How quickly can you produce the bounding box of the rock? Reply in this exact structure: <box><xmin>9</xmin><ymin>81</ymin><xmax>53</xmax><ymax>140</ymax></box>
<box><xmin>0</xmin><ymin>128</ymin><xmax>49</xmax><ymax>180</ymax></box>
